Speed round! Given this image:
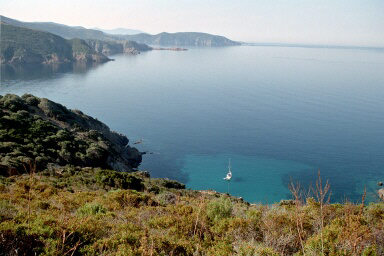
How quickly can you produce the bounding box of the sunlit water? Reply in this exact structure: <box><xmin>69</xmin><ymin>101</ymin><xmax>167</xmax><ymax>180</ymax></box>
<box><xmin>1</xmin><ymin>46</ymin><xmax>384</xmax><ymax>203</ymax></box>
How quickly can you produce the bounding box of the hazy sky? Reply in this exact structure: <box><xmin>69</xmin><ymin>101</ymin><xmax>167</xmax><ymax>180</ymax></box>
<box><xmin>1</xmin><ymin>0</ymin><xmax>383</xmax><ymax>46</ymax></box>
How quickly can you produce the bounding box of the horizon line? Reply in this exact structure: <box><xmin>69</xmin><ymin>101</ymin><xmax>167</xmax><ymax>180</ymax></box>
<box><xmin>241</xmin><ymin>42</ymin><xmax>384</xmax><ymax>51</ymax></box>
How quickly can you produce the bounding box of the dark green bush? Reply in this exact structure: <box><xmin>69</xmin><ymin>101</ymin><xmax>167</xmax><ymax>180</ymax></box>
<box><xmin>95</xmin><ymin>169</ymin><xmax>144</xmax><ymax>191</ymax></box>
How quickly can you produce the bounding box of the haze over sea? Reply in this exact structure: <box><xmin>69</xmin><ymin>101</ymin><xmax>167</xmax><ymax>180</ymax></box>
<box><xmin>1</xmin><ymin>46</ymin><xmax>384</xmax><ymax>203</ymax></box>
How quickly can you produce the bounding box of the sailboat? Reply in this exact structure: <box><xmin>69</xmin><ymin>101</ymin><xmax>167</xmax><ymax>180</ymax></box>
<box><xmin>223</xmin><ymin>159</ymin><xmax>232</xmax><ymax>193</ymax></box>
<box><xmin>223</xmin><ymin>159</ymin><xmax>232</xmax><ymax>181</ymax></box>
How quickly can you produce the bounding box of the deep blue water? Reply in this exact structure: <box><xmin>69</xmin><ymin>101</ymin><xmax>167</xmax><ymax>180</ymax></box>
<box><xmin>1</xmin><ymin>46</ymin><xmax>384</xmax><ymax>203</ymax></box>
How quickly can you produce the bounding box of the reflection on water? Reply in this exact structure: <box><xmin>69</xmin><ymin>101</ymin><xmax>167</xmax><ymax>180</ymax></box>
<box><xmin>0</xmin><ymin>62</ymin><xmax>105</xmax><ymax>84</ymax></box>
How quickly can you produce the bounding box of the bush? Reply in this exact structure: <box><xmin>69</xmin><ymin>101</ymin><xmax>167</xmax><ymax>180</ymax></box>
<box><xmin>0</xmin><ymin>228</ymin><xmax>44</xmax><ymax>255</ymax></box>
<box><xmin>156</xmin><ymin>191</ymin><xmax>177</xmax><ymax>205</ymax></box>
<box><xmin>161</xmin><ymin>179</ymin><xmax>186</xmax><ymax>189</ymax></box>
<box><xmin>107</xmin><ymin>189</ymin><xmax>157</xmax><ymax>208</ymax></box>
<box><xmin>77</xmin><ymin>202</ymin><xmax>107</xmax><ymax>216</ymax></box>
<box><xmin>206</xmin><ymin>196</ymin><xmax>233</xmax><ymax>223</ymax></box>
<box><xmin>95</xmin><ymin>169</ymin><xmax>144</xmax><ymax>191</ymax></box>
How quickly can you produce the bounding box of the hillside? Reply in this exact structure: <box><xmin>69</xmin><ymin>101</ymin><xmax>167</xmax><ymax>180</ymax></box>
<box><xmin>0</xmin><ymin>15</ymin><xmax>113</xmax><ymax>41</ymax></box>
<box><xmin>123</xmin><ymin>32</ymin><xmax>241</xmax><ymax>47</ymax></box>
<box><xmin>0</xmin><ymin>94</ymin><xmax>142</xmax><ymax>175</ymax></box>
<box><xmin>0</xmin><ymin>166</ymin><xmax>383</xmax><ymax>255</ymax></box>
<box><xmin>0</xmin><ymin>16</ymin><xmax>240</xmax><ymax>47</ymax></box>
<box><xmin>0</xmin><ymin>23</ymin><xmax>110</xmax><ymax>64</ymax></box>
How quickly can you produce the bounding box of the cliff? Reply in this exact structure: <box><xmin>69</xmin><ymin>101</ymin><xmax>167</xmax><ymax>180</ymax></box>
<box><xmin>0</xmin><ymin>94</ymin><xmax>142</xmax><ymax>175</ymax></box>
<box><xmin>0</xmin><ymin>23</ymin><xmax>110</xmax><ymax>65</ymax></box>
<box><xmin>122</xmin><ymin>32</ymin><xmax>241</xmax><ymax>47</ymax></box>
<box><xmin>85</xmin><ymin>39</ymin><xmax>152</xmax><ymax>56</ymax></box>
<box><xmin>1</xmin><ymin>16</ymin><xmax>240</xmax><ymax>48</ymax></box>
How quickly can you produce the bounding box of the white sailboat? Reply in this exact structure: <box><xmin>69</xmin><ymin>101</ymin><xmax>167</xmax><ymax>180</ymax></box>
<box><xmin>223</xmin><ymin>159</ymin><xmax>232</xmax><ymax>193</ymax></box>
<box><xmin>223</xmin><ymin>159</ymin><xmax>232</xmax><ymax>181</ymax></box>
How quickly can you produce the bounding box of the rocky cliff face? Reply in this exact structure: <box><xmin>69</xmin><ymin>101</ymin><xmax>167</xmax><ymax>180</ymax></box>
<box><xmin>0</xmin><ymin>94</ymin><xmax>142</xmax><ymax>175</ymax></box>
<box><xmin>123</xmin><ymin>32</ymin><xmax>241</xmax><ymax>47</ymax></box>
<box><xmin>85</xmin><ymin>39</ymin><xmax>152</xmax><ymax>56</ymax></box>
<box><xmin>0</xmin><ymin>23</ymin><xmax>111</xmax><ymax>65</ymax></box>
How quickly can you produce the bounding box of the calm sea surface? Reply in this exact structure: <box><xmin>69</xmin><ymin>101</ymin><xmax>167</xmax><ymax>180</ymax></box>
<box><xmin>1</xmin><ymin>46</ymin><xmax>384</xmax><ymax>203</ymax></box>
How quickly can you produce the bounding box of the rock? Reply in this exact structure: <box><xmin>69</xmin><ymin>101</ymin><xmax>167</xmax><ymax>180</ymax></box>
<box><xmin>378</xmin><ymin>189</ymin><xmax>384</xmax><ymax>200</ymax></box>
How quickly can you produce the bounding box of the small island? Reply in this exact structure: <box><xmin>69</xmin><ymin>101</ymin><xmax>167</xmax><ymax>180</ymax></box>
<box><xmin>152</xmin><ymin>47</ymin><xmax>188</xmax><ymax>51</ymax></box>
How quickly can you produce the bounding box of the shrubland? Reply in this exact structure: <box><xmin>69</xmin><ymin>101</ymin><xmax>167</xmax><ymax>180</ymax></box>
<box><xmin>0</xmin><ymin>167</ymin><xmax>383</xmax><ymax>256</ymax></box>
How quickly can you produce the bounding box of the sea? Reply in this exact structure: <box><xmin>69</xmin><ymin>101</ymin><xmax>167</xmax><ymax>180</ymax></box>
<box><xmin>1</xmin><ymin>45</ymin><xmax>384</xmax><ymax>203</ymax></box>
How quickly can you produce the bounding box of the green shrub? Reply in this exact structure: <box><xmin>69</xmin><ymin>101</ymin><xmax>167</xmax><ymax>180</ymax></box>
<box><xmin>77</xmin><ymin>202</ymin><xmax>107</xmax><ymax>216</ymax></box>
<box><xmin>160</xmin><ymin>179</ymin><xmax>185</xmax><ymax>189</ymax></box>
<box><xmin>107</xmin><ymin>189</ymin><xmax>156</xmax><ymax>208</ymax></box>
<box><xmin>95</xmin><ymin>169</ymin><xmax>144</xmax><ymax>191</ymax></box>
<box><xmin>206</xmin><ymin>196</ymin><xmax>233</xmax><ymax>223</ymax></box>
<box><xmin>0</xmin><ymin>200</ymin><xmax>17</xmax><ymax>221</ymax></box>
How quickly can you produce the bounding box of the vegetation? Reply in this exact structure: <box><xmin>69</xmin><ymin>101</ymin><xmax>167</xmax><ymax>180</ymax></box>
<box><xmin>1</xmin><ymin>15</ymin><xmax>240</xmax><ymax>48</ymax></box>
<box><xmin>0</xmin><ymin>23</ymin><xmax>73</xmax><ymax>64</ymax></box>
<box><xmin>1</xmin><ymin>15</ymin><xmax>152</xmax><ymax>61</ymax></box>
<box><xmin>85</xmin><ymin>39</ymin><xmax>152</xmax><ymax>56</ymax></box>
<box><xmin>0</xmin><ymin>167</ymin><xmax>383</xmax><ymax>255</ymax></box>
<box><xmin>0</xmin><ymin>23</ymin><xmax>110</xmax><ymax>64</ymax></box>
<box><xmin>0</xmin><ymin>94</ymin><xmax>142</xmax><ymax>175</ymax></box>
<box><xmin>0</xmin><ymin>15</ymin><xmax>114</xmax><ymax>41</ymax></box>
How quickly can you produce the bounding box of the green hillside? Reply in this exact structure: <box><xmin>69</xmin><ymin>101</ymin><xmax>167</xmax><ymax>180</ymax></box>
<box><xmin>0</xmin><ymin>94</ymin><xmax>142</xmax><ymax>175</ymax></box>
<box><xmin>0</xmin><ymin>23</ymin><xmax>73</xmax><ymax>64</ymax></box>
<box><xmin>0</xmin><ymin>23</ymin><xmax>110</xmax><ymax>64</ymax></box>
<box><xmin>0</xmin><ymin>15</ymin><xmax>112</xmax><ymax>41</ymax></box>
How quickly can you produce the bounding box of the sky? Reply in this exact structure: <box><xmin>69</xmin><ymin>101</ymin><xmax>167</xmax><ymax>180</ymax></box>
<box><xmin>1</xmin><ymin>0</ymin><xmax>383</xmax><ymax>46</ymax></box>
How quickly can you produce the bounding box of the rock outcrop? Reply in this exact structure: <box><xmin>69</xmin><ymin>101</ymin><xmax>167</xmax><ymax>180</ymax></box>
<box><xmin>379</xmin><ymin>189</ymin><xmax>384</xmax><ymax>200</ymax></box>
<box><xmin>0</xmin><ymin>94</ymin><xmax>142</xmax><ymax>175</ymax></box>
<box><xmin>85</xmin><ymin>39</ymin><xmax>152</xmax><ymax>56</ymax></box>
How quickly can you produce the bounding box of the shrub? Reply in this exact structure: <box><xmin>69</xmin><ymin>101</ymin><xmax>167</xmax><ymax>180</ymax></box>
<box><xmin>77</xmin><ymin>202</ymin><xmax>107</xmax><ymax>216</ymax></box>
<box><xmin>161</xmin><ymin>179</ymin><xmax>186</xmax><ymax>189</ymax></box>
<box><xmin>107</xmin><ymin>190</ymin><xmax>156</xmax><ymax>208</ymax></box>
<box><xmin>206</xmin><ymin>196</ymin><xmax>232</xmax><ymax>223</ymax></box>
<box><xmin>0</xmin><ymin>228</ymin><xmax>44</xmax><ymax>255</ymax></box>
<box><xmin>95</xmin><ymin>169</ymin><xmax>144</xmax><ymax>191</ymax></box>
<box><xmin>156</xmin><ymin>191</ymin><xmax>177</xmax><ymax>205</ymax></box>
<box><xmin>0</xmin><ymin>200</ymin><xmax>17</xmax><ymax>221</ymax></box>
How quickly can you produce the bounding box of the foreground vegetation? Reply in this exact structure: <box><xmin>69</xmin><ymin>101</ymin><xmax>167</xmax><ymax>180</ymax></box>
<box><xmin>0</xmin><ymin>167</ymin><xmax>383</xmax><ymax>256</ymax></box>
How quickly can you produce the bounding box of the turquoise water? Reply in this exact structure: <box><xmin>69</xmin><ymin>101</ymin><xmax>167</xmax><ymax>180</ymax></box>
<box><xmin>183</xmin><ymin>154</ymin><xmax>313</xmax><ymax>203</ymax></box>
<box><xmin>1</xmin><ymin>46</ymin><xmax>384</xmax><ymax>203</ymax></box>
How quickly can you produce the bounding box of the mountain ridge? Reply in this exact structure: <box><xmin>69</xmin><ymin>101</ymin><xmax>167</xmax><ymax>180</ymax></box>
<box><xmin>0</xmin><ymin>23</ymin><xmax>111</xmax><ymax>64</ymax></box>
<box><xmin>1</xmin><ymin>15</ymin><xmax>240</xmax><ymax>47</ymax></box>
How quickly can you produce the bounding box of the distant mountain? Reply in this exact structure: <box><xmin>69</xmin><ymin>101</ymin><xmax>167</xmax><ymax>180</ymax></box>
<box><xmin>0</xmin><ymin>15</ymin><xmax>113</xmax><ymax>41</ymax></box>
<box><xmin>95</xmin><ymin>27</ymin><xmax>144</xmax><ymax>35</ymax></box>
<box><xmin>122</xmin><ymin>32</ymin><xmax>241</xmax><ymax>47</ymax></box>
<box><xmin>0</xmin><ymin>23</ymin><xmax>110</xmax><ymax>64</ymax></box>
<box><xmin>0</xmin><ymin>16</ymin><xmax>240</xmax><ymax>47</ymax></box>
